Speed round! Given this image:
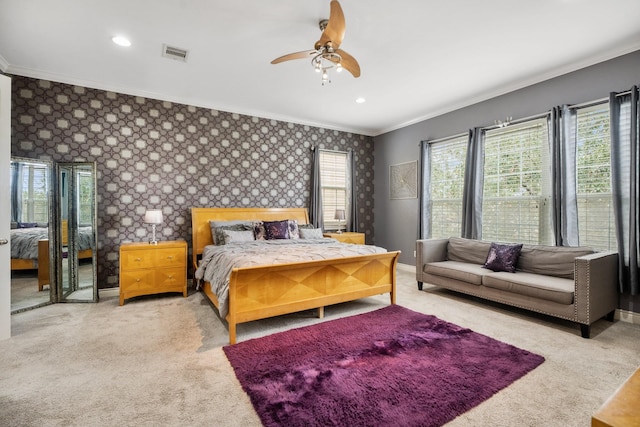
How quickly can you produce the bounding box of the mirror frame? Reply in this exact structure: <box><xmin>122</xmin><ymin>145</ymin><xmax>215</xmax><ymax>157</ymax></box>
<box><xmin>54</xmin><ymin>162</ymin><xmax>98</xmax><ymax>303</ymax></box>
<box><xmin>10</xmin><ymin>156</ymin><xmax>55</xmax><ymax>313</ymax></box>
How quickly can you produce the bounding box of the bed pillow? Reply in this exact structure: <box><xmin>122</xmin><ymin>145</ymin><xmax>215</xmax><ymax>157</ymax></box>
<box><xmin>264</xmin><ymin>220</ymin><xmax>290</xmax><ymax>240</ymax></box>
<box><xmin>253</xmin><ymin>221</ymin><xmax>266</xmax><ymax>240</ymax></box>
<box><xmin>221</xmin><ymin>229</ymin><xmax>255</xmax><ymax>245</ymax></box>
<box><xmin>299</xmin><ymin>227</ymin><xmax>324</xmax><ymax>239</ymax></box>
<box><xmin>483</xmin><ymin>242</ymin><xmax>523</xmax><ymax>273</ymax></box>
<box><xmin>209</xmin><ymin>220</ymin><xmax>252</xmax><ymax>245</ymax></box>
<box><xmin>288</xmin><ymin>220</ymin><xmax>300</xmax><ymax>239</ymax></box>
<box><xmin>18</xmin><ymin>222</ymin><xmax>38</xmax><ymax>229</ymax></box>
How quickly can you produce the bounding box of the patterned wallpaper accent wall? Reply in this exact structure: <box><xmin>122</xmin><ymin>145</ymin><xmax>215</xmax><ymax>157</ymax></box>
<box><xmin>10</xmin><ymin>75</ymin><xmax>375</xmax><ymax>288</ymax></box>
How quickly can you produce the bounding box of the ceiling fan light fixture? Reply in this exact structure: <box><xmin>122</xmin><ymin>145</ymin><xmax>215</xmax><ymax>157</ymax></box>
<box><xmin>270</xmin><ymin>0</ymin><xmax>360</xmax><ymax>85</ymax></box>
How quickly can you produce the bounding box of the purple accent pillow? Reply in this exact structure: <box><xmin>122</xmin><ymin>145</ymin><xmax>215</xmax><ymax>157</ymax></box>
<box><xmin>264</xmin><ymin>220</ymin><xmax>289</xmax><ymax>240</ymax></box>
<box><xmin>18</xmin><ymin>222</ymin><xmax>38</xmax><ymax>229</ymax></box>
<box><xmin>483</xmin><ymin>242</ymin><xmax>523</xmax><ymax>273</ymax></box>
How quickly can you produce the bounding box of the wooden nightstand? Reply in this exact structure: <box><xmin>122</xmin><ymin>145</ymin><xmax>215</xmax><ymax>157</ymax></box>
<box><xmin>119</xmin><ymin>240</ymin><xmax>188</xmax><ymax>306</ymax></box>
<box><xmin>323</xmin><ymin>232</ymin><xmax>365</xmax><ymax>245</ymax></box>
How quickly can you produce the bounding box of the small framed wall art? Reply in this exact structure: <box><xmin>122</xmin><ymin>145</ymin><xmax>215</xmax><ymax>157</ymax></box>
<box><xmin>389</xmin><ymin>160</ymin><xmax>418</xmax><ymax>200</ymax></box>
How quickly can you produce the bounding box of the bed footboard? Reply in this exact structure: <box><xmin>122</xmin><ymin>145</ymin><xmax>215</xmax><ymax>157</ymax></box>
<box><xmin>221</xmin><ymin>251</ymin><xmax>399</xmax><ymax>344</ymax></box>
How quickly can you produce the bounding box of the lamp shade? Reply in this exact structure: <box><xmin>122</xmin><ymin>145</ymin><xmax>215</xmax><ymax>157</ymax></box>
<box><xmin>144</xmin><ymin>209</ymin><xmax>163</xmax><ymax>224</ymax></box>
<box><xmin>334</xmin><ymin>209</ymin><xmax>346</xmax><ymax>220</ymax></box>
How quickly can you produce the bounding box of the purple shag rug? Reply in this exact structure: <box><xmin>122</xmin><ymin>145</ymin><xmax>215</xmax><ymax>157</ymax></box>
<box><xmin>223</xmin><ymin>305</ymin><xmax>544</xmax><ymax>427</ymax></box>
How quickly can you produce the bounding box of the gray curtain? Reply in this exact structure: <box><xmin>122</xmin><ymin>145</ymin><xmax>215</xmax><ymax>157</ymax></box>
<box><xmin>461</xmin><ymin>128</ymin><xmax>484</xmax><ymax>239</ymax></box>
<box><xmin>610</xmin><ymin>86</ymin><xmax>639</xmax><ymax>295</ymax></box>
<box><xmin>550</xmin><ymin>106</ymin><xmax>579</xmax><ymax>246</ymax></box>
<box><xmin>346</xmin><ymin>150</ymin><xmax>358</xmax><ymax>232</ymax></box>
<box><xmin>10</xmin><ymin>162</ymin><xmax>22</xmax><ymax>223</ymax></box>
<box><xmin>309</xmin><ymin>147</ymin><xmax>323</xmax><ymax>228</ymax></box>
<box><xmin>418</xmin><ymin>140</ymin><xmax>431</xmax><ymax>240</ymax></box>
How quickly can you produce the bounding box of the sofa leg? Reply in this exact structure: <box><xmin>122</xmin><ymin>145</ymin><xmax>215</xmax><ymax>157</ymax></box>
<box><xmin>580</xmin><ymin>324</ymin><xmax>591</xmax><ymax>339</ymax></box>
<box><xmin>417</xmin><ymin>281</ymin><xmax>423</xmax><ymax>291</ymax></box>
<box><xmin>605</xmin><ymin>310</ymin><xmax>615</xmax><ymax>322</ymax></box>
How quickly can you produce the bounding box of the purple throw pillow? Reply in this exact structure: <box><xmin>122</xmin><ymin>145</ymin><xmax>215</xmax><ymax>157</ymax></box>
<box><xmin>483</xmin><ymin>242</ymin><xmax>523</xmax><ymax>273</ymax></box>
<box><xmin>18</xmin><ymin>222</ymin><xmax>38</xmax><ymax>229</ymax></box>
<box><xmin>264</xmin><ymin>220</ymin><xmax>290</xmax><ymax>240</ymax></box>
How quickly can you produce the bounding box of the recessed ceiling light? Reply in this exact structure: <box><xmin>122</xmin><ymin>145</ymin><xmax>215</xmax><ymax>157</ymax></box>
<box><xmin>112</xmin><ymin>36</ymin><xmax>131</xmax><ymax>47</ymax></box>
<box><xmin>355</xmin><ymin>97</ymin><xmax>366</xmax><ymax>104</ymax></box>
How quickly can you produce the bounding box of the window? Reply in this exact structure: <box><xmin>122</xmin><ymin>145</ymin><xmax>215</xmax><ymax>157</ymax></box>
<box><xmin>10</xmin><ymin>162</ymin><xmax>49</xmax><ymax>223</ymax></box>
<box><xmin>482</xmin><ymin>118</ymin><xmax>552</xmax><ymax>245</ymax></box>
<box><xmin>575</xmin><ymin>104</ymin><xmax>616</xmax><ymax>250</ymax></box>
<box><xmin>429</xmin><ymin>135</ymin><xmax>467</xmax><ymax>238</ymax></box>
<box><xmin>77</xmin><ymin>171</ymin><xmax>94</xmax><ymax>226</ymax></box>
<box><xmin>319</xmin><ymin>150</ymin><xmax>348</xmax><ymax>231</ymax></box>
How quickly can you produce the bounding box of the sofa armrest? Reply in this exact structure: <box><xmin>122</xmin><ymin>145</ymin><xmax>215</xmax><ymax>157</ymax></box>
<box><xmin>574</xmin><ymin>251</ymin><xmax>618</xmax><ymax>324</ymax></box>
<box><xmin>416</xmin><ymin>239</ymin><xmax>449</xmax><ymax>282</ymax></box>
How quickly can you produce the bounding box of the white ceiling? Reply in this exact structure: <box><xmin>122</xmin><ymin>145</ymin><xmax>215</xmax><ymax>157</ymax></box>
<box><xmin>1</xmin><ymin>0</ymin><xmax>639</xmax><ymax>136</ymax></box>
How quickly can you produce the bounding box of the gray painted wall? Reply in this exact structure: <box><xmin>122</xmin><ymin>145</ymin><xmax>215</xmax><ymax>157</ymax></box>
<box><xmin>373</xmin><ymin>49</ymin><xmax>640</xmax><ymax>312</ymax></box>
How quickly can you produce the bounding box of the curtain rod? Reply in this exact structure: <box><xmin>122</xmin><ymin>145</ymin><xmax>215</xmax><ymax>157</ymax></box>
<box><xmin>310</xmin><ymin>146</ymin><xmax>349</xmax><ymax>154</ymax></box>
<box><xmin>420</xmin><ymin>132</ymin><xmax>468</xmax><ymax>146</ymax></box>
<box><xmin>417</xmin><ymin>86</ymin><xmax>636</xmax><ymax>145</ymax></box>
<box><xmin>482</xmin><ymin>111</ymin><xmax>550</xmax><ymax>132</ymax></box>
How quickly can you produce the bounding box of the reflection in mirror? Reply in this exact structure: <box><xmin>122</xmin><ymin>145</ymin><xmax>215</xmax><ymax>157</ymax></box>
<box><xmin>56</xmin><ymin>162</ymin><xmax>98</xmax><ymax>302</ymax></box>
<box><xmin>9</xmin><ymin>157</ymin><xmax>54</xmax><ymax>313</ymax></box>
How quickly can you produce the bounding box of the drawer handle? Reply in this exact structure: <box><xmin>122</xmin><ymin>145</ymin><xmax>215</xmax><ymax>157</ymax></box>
<box><xmin>167</xmin><ymin>256</ymin><xmax>173</xmax><ymax>260</ymax></box>
<box><xmin>136</xmin><ymin>278</ymin><xmax>141</xmax><ymax>282</ymax></box>
<box><xmin>168</xmin><ymin>275</ymin><xmax>174</xmax><ymax>279</ymax></box>
<box><xmin>135</xmin><ymin>258</ymin><xmax>141</xmax><ymax>261</ymax></box>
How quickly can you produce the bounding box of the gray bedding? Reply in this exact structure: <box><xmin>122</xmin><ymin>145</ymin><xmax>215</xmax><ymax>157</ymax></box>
<box><xmin>194</xmin><ymin>239</ymin><xmax>387</xmax><ymax>319</ymax></box>
<box><xmin>10</xmin><ymin>227</ymin><xmax>49</xmax><ymax>259</ymax></box>
<box><xmin>11</xmin><ymin>226</ymin><xmax>94</xmax><ymax>260</ymax></box>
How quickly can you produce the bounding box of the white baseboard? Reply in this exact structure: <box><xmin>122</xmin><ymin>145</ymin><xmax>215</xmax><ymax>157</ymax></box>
<box><xmin>397</xmin><ymin>263</ymin><xmax>415</xmax><ymax>273</ymax></box>
<box><xmin>99</xmin><ymin>287</ymin><xmax>120</xmax><ymax>298</ymax></box>
<box><xmin>616</xmin><ymin>309</ymin><xmax>640</xmax><ymax>325</ymax></box>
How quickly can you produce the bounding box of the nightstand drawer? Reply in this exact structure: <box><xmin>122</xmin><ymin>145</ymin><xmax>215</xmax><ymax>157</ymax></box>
<box><xmin>323</xmin><ymin>232</ymin><xmax>365</xmax><ymax>245</ymax></box>
<box><xmin>154</xmin><ymin>248</ymin><xmax>186</xmax><ymax>268</ymax></box>
<box><xmin>156</xmin><ymin>267</ymin><xmax>185</xmax><ymax>288</ymax></box>
<box><xmin>120</xmin><ymin>249</ymin><xmax>155</xmax><ymax>270</ymax></box>
<box><xmin>120</xmin><ymin>269</ymin><xmax>156</xmax><ymax>292</ymax></box>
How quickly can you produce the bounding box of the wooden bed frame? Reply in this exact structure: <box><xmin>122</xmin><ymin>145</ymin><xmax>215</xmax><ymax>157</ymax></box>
<box><xmin>191</xmin><ymin>207</ymin><xmax>400</xmax><ymax>344</ymax></box>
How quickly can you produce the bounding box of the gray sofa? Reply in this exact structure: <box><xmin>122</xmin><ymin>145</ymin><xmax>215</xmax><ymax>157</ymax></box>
<box><xmin>416</xmin><ymin>237</ymin><xmax>618</xmax><ymax>338</ymax></box>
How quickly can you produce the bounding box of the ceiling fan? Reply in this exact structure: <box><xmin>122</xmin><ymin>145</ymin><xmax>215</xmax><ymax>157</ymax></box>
<box><xmin>271</xmin><ymin>0</ymin><xmax>361</xmax><ymax>84</ymax></box>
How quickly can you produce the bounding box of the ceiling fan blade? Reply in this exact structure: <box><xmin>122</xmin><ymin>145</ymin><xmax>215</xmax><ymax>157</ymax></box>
<box><xmin>336</xmin><ymin>49</ymin><xmax>360</xmax><ymax>78</ymax></box>
<box><xmin>271</xmin><ymin>50</ymin><xmax>317</xmax><ymax>64</ymax></box>
<box><xmin>315</xmin><ymin>0</ymin><xmax>346</xmax><ymax>50</ymax></box>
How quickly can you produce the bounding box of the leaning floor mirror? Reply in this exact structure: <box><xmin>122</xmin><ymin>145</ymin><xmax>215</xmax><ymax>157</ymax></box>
<box><xmin>55</xmin><ymin>162</ymin><xmax>98</xmax><ymax>303</ymax></box>
<box><xmin>9</xmin><ymin>157</ymin><xmax>54</xmax><ymax>313</ymax></box>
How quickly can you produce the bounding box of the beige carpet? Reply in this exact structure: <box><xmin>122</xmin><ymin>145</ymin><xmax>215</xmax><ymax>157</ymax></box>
<box><xmin>1</xmin><ymin>267</ymin><xmax>639</xmax><ymax>427</ymax></box>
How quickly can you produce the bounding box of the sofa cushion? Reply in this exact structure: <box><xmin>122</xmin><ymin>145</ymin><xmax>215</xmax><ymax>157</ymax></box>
<box><xmin>518</xmin><ymin>245</ymin><xmax>594</xmax><ymax>279</ymax></box>
<box><xmin>447</xmin><ymin>237</ymin><xmax>491</xmax><ymax>265</ymax></box>
<box><xmin>424</xmin><ymin>261</ymin><xmax>491</xmax><ymax>286</ymax></box>
<box><xmin>483</xmin><ymin>271</ymin><xmax>574</xmax><ymax>305</ymax></box>
<box><xmin>483</xmin><ymin>242</ymin><xmax>523</xmax><ymax>273</ymax></box>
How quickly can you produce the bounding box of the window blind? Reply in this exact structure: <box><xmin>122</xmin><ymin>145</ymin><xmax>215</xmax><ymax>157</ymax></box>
<box><xmin>430</xmin><ymin>135</ymin><xmax>467</xmax><ymax>238</ymax></box>
<box><xmin>19</xmin><ymin>163</ymin><xmax>49</xmax><ymax>223</ymax></box>
<box><xmin>482</xmin><ymin>118</ymin><xmax>552</xmax><ymax>244</ymax></box>
<box><xmin>575</xmin><ymin>104</ymin><xmax>616</xmax><ymax>250</ymax></box>
<box><xmin>319</xmin><ymin>150</ymin><xmax>348</xmax><ymax>230</ymax></box>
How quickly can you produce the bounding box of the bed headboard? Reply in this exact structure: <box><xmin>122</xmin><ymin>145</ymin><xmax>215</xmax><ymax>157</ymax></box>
<box><xmin>190</xmin><ymin>207</ymin><xmax>310</xmax><ymax>267</ymax></box>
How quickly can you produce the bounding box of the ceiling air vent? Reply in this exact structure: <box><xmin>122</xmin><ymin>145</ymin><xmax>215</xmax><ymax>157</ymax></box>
<box><xmin>162</xmin><ymin>44</ymin><xmax>189</xmax><ymax>62</ymax></box>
